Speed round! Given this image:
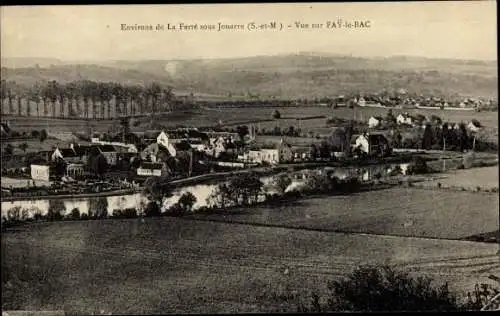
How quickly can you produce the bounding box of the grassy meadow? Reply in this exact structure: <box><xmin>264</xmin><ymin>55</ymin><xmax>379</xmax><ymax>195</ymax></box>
<box><xmin>190</xmin><ymin>187</ymin><xmax>499</xmax><ymax>240</ymax></box>
<box><xmin>2</xmin><ymin>218</ymin><xmax>498</xmax><ymax>313</ymax></box>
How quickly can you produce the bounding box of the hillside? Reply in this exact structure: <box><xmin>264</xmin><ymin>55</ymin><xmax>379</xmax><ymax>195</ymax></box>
<box><xmin>1</xmin><ymin>54</ymin><xmax>497</xmax><ymax>99</ymax></box>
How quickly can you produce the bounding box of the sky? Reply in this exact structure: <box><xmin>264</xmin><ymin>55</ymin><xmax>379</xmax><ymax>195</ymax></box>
<box><xmin>1</xmin><ymin>2</ymin><xmax>497</xmax><ymax>61</ymax></box>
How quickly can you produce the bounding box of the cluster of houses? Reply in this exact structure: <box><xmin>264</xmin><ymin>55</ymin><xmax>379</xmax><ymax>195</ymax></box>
<box><xmin>367</xmin><ymin>112</ymin><xmax>482</xmax><ymax>133</ymax></box>
<box><xmin>351</xmin><ymin>93</ymin><xmax>496</xmax><ymax>110</ymax></box>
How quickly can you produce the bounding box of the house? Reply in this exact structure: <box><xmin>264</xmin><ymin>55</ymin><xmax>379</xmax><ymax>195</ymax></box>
<box><xmin>293</xmin><ymin>147</ymin><xmax>312</xmax><ymax>161</ymax></box>
<box><xmin>351</xmin><ymin>133</ymin><xmax>391</xmax><ymax>157</ymax></box>
<box><xmin>189</xmin><ymin>139</ymin><xmax>206</xmax><ymax>152</ymax></box>
<box><xmin>156</xmin><ymin>130</ymin><xmax>182</xmax><ymax>157</ymax></box>
<box><xmin>277</xmin><ymin>139</ymin><xmax>294</xmax><ymax>163</ymax></box>
<box><xmin>357</xmin><ymin>97</ymin><xmax>366</xmax><ymax>107</ymax></box>
<box><xmin>396</xmin><ymin>113</ymin><xmax>414</xmax><ymax>126</ymax></box>
<box><xmin>137</xmin><ymin>162</ymin><xmax>171</xmax><ymax>177</ymax></box>
<box><xmin>141</xmin><ymin>143</ymin><xmax>171</xmax><ymax>163</ymax></box>
<box><xmin>467</xmin><ymin>121</ymin><xmax>481</xmax><ymax>133</ymax></box>
<box><xmin>258</xmin><ymin>148</ymin><xmax>280</xmax><ymax>164</ymax></box>
<box><xmin>368</xmin><ymin>116</ymin><xmax>383</xmax><ymax>128</ymax></box>
<box><xmin>51</xmin><ymin>147</ymin><xmax>84</xmax><ymax>164</ymax></box>
<box><xmin>241</xmin><ymin>148</ymin><xmax>278</xmax><ymax>165</ymax></box>
<box><xmin>65</xmin><ymin>163</ymin><xmax>86</xmax><ymax>178</ymax></box>
<box><xmin>95</xmin><ymin>145</ymin><xmax>118</xmax><ymax>166</ymax></box>
<box><xmin>241</xmin><ymin>139</ymin><xmax>293</xmax><ymax>165</ymax></box>
<box><xmin>31</xmin><ymin>164</ymin><xmax>50</xmax><ymax>181</ymax></box>
<box><xmin>210</xmin><ymin>136</ymin><xmax>237</xmax><ymax>158</ymax></box>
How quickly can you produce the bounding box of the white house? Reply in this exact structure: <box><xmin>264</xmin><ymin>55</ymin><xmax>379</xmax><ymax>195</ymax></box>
<box><xmin>31</xmin><ymin>164</ymin><xmax>50</xmax><ymax>181</ymax></box>
<box><xmin>467</xmin><ymin>121</ymin><xmax>481</xmax><ymax>133</ymax></box>
<box><xmin>368</xmin><ymin>116</ymin><xmax>383</xmax><ymax>128</ymax></box>
<box><xmin>156</xmin><ymin>131</ymin><xmax>178</xmax><ymax>157</ymax></box>
<box><xmin>396</xmin><ymin>113</ymin><xmax>414</xmax><ymax>126</ymax></box>
<box><xmin>351</xmin><ymin>133</ymin><xmax>391</xmax><ymax>156</ymax></box>
<box><xmin>137</xmin><ymin>162</ymin><xmax>170</xmax><ymax>177</ymax></box>
<box><xmin>358</xmin><ymin>97</ymin><xmax>366</xmax><ymax>107</ymax></box>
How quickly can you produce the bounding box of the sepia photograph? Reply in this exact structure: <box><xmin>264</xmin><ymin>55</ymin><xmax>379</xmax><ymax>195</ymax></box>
<box><xmin>1</xmin><ymin>2</ymin><xmax>499</xmax><ymax>314</ymax></box>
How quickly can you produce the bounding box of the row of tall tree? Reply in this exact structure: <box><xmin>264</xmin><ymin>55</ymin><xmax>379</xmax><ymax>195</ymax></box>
<box><xmin>0</xmin><ymin>79</ymin><xmax>176</xmax><ymax>119</ymax></box>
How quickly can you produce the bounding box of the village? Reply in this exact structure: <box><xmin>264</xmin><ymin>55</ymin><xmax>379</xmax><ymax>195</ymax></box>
<box><xmin>0</xmin><ymin>104</ymin><xmax>491</xmax><ymax>199</ymax></box>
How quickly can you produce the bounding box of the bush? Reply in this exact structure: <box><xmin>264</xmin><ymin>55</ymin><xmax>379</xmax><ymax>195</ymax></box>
<box><xmin>112</xmin><ymin>208</ymin><xmax>138</xmax><ymax>219</ymax></box>
<box><xmin>407</xmin><ymin>156</ymin><xmax>429</xmax><ymax>175</ymax></box>
<box><xmin>69</xmin><ymin>208</ymin><xmax>81</xmax><ymax>220</ymax></box>
<box><xmin>144</xmin><ymin>201</ymin><xmax>161</xmax><ymax>217</ymax></box>
<box><xmin>177</xmin><ymin>192</ymin><xmax>197</xmax><ymax>213</ymax></box>
<box><xmin>272</xmin><ymin>110</ymin><xmax>281</xmax><ymax>119</ymax></box>
<box><xmin>302</xmin><ymin>265</ymin><xmax>460</xmax><ymax>312</ymax></box>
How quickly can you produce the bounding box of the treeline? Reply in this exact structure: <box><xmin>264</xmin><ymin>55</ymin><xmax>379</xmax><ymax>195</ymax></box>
<box><xmin>0</xmin><ymin>79</ymin><xmax>179</xmax><ymax>119</ymax></box>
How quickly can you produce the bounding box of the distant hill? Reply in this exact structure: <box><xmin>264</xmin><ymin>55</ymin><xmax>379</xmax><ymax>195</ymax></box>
<box><xmin>1</xmin><ymin>54</ymin><xmax>497</xmax><ymax>99</ymax></box>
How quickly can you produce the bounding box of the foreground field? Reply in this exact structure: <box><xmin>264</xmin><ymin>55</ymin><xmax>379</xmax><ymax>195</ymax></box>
<box><xmin>2</xmin><ymin>218</ymin><xmax>498</xmax><ymax>314</ymax></box>
<box><xmin>191</xmin><ymin>187</ymin><xmax>499</xmax><ymax>240</ymax></box>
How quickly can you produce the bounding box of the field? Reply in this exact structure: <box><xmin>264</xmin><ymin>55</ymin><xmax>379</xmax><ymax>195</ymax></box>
<box><xmin>3</xmin><ymin>105</ymin><xmax>498</xmax><ymax>138</ymax></box>
<box><xmin>416</xmin><ymin>166</ymin><xmax>499</xmax><ymax>191</ymax></box>
<box><xmin>2</xmin><ymin>218</ymin><xmax>499</xmax><ymax>313</ymax></box>
<box><xmin>191</xmin><ymin>188</ymin><xmax>499</xmax><ymax>240</ymax></box>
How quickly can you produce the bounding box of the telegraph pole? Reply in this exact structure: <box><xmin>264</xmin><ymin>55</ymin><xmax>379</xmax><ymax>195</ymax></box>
<box><xmin>442</xmin><ymin>136</ymin><xmax>446</xmax><ymax>172</ymax></box>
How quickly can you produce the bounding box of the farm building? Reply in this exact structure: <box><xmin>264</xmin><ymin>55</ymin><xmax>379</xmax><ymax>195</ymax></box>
<box><xmin>94</xmin><ymin>145</ymin><xmax>118</xmax><ymax>166</ymax></box>
<box><xmin>357</xmin><ymin>97</ymin><xmax>366</xmax><ymax>107</ymax></box>
<box><xmin>368</xmin><ymin>116</ymin><xmax>383</xmax><ymax>128</ymax></box>
<box><xmin>351</xmin><ymin>132</ymin><xmax>391</xmax><ymax>157</ymax></box>
<box><xmin>240</xmin><ymin>139</ymin><xmax>293</xmax><ymax>165</ymax></box>
<box><xmin>467</xmin><ymin>121</ymin><xmax>481</xmax><ymax>133</ymax></box>
<box><xmin>141</xmin><ymin>143</ymin><xmax>171</xmax><ymax>163</ymax></box>
<box><xmin>51</xmin><ymin>147</ymin><xmax>86</xmax><ymax>164</ymax></box>
<box><xmin>65</xmin><ymin>163</ymin><xmax>86</xmax><ymax>178</ymax></box>
<box><xmin>137</xmin><ymin>162</ymin><xmax>171</xmax><ymax>177</ymax></box>
<box><xmin>293</xmin><ymin>147</ymin><xmax>312</xmax><ymax>161</ymax></box>
<box><xmin>31</xmin><ymin>164</ymin><xmax>50</xmax><ymax>182</ymax></box>
<box><xmin>396</xmin><ymin>113</ymin><xmax>414</xmax><ymax>126</ymax></box>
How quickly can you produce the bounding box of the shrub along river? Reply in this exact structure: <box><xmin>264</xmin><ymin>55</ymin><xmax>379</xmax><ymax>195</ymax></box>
<box><xmin>1</xmin><ymin>163</ymin><xmax>410</xmax><ymax>219</ymax></box>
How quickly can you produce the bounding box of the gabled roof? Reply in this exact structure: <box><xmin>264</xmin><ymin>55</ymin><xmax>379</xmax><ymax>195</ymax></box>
<box><xmin>174</xmin><ymin>141</ymin><xmax>192</xmax><ymax>151</ymax></box>
<box><xmin>370</xmin><ymin>116</ymin><xmax>383</xmax><ymax>120</ymax></box>
<box><xmin>56</xmin><ymin>148</ymin><xmax>78</xmax><ymax>157</ymax></box>
<box><xmin>73</xmin><ymin>145</ymin><xmax>91</xmax><ymax>156</ymax></box>
<box><xmin>98</xmin><ymin>145</ymin><xmax>116</xmax><ymax>152</ymax></box>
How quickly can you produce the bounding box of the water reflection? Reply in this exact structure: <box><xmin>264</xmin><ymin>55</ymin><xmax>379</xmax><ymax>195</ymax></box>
<box><xmin>1</xmin><ymin>163</ymin><xmax>409</xmax><ymax>218</ymax></box>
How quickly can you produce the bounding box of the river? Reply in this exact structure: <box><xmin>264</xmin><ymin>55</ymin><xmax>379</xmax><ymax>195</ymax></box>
<box><xmin>1</xmin><ymin>163</ymin><xmax>410</xmax><ymax>218</ymax></box>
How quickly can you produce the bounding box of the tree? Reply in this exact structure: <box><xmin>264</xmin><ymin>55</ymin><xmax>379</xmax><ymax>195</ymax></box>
<box><xmin>47</xmin><ymin>199</ymin><xmax>65</xmax><ymax>221</ymax></box>
<box><xmin>422</xmin><ymin>124</ymin><xmax>434</xmax><ymax>150</ymax></box>
<box><xmin>319</xmin><ymin>140</ymin><xmax>331</xmax><ymax>159</ymax></box>
<box><xmin>310</xmin><ymin>144</ymin><xmax>319</xmax><ymax>160</ymax></box>
<box><xmin>88</xmin><ymin>197</ymin><xmax>108</xmax><ymax>219</ymax></box>
<box><xmin>273</xmin><ymin>174</ymin><xmax>292</xmax><ymax>195</ymax></box>
<box><xmin>39</xmin><ymin>129</ymin><xmax>48</xmax><ymax>143</ymax></box>
<box><xmin>144</xmin><ymin>176</ymin><xmax>172</xmax><ymax>206</ymax></box>
<box><xmin>4</xmin><ymin>144</ymin><xmax>14</xmax><ymax>156</ymax></box>
<box><xmin>18</xmin><ymin>142</ymin><xmax>28</xmax><ymax>153</ymax></box>
<box><xmin>236</xmin><ymin>125</ymin><xmax>249</xmax><ymax>141</ymax></box>
<box><xmin>272</xmin><ymin>109</ymin><xmax>281</xmax><ymax>119</ymax></box>
<box><xmin>386</xmin><ymin>109</ymin><xmax>396</xmax><ymax>125</ymax></box>
<box><xmin>86</xmin><ymin>148</ymin><xmax>108</xmax><ymax>177</ymax></box>
<box><xmin>175</xmin><ymin>191</ymin><xmax>197</xmax><ymax>215</ymax></box>
<box><xmin>301</xmin><ymin>265</ymin><xmax>460</xmax><ymax>312</ymax></box>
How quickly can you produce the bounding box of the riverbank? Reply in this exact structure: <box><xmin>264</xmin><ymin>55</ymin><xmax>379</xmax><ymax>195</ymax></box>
<box><xmin>2</xmin><ymin>150</ymin><xmax>495</xmax><ymax>202</ymax></box>
<box><xmin>0</xmin><ymin>153</ymin><xmax>418</xmax><ymax>202</ymax></box>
